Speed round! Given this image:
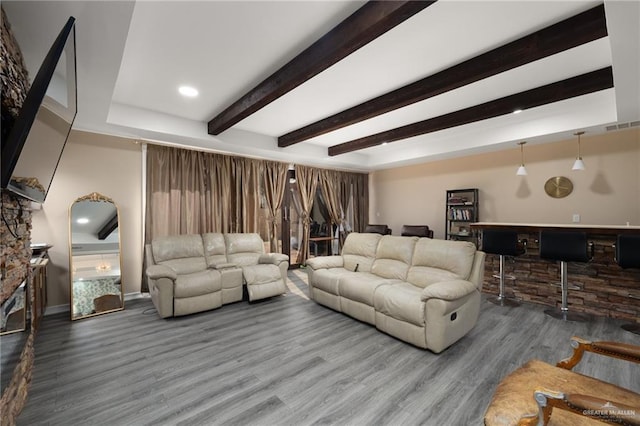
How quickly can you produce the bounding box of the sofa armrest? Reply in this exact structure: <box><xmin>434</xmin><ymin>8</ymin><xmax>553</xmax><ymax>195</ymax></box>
<box><xmin>420</xmin><ymin>280</ymin><xmax>477</xmax><ymax>301</ymax></box>
<box><xmin>259</xmin><ymin>253</ymin><xmax>289</xmax><ymax>265</ymax></box>
<box><xmin>146</xmin><ymin>264</ymin><xmax>177</xmax><ymax>280</ymax></box>
<box><xmin>306</xmin><ymin>256</ymin><xmax>344</xmax><ymax>270</ymax></box>
<box><xmin>209</xmin><ymin>261</ymin><xmax>237</xmax><ymax>270</ymax></box>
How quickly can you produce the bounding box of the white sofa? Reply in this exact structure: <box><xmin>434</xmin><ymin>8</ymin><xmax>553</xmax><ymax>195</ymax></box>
<box><xmin>306</xmin><ymin>232</ymin><xmax>485</xmax><ymax>353</ymax></box>
<box><xmin>145</xmin><ymin>233</ymin><xmax>288</xmax><ymax>318</ymax></box>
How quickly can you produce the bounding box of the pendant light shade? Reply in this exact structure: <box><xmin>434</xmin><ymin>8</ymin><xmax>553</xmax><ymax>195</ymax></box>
<box><xmin>572</xmin><ymin>131</ymin><xmax>586</xmax><ymax>171</ymax></box>
<box><xmin>516</xmin><ymin>141</ymin><xmax>527</xmax><ymax>176</ymax></box>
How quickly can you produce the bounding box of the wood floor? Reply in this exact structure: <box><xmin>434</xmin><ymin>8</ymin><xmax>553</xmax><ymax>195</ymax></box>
<box><xmin>18</xmin><ymin>269</ymin><xmax>640</xmax><ymax>425</ymax></box>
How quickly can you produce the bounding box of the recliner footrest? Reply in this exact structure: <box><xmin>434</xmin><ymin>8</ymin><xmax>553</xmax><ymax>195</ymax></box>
<box><xmin>242</xmin><ymin>264</ymin><xmax>286</xmax><ymax>301</ymax></box>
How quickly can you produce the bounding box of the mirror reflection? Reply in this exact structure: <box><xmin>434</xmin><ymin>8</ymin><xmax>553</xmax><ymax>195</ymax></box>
<box><xmin>69</xmin><ymin>192</ymin><xmax>123</xmax><ymax>320</ymax></box>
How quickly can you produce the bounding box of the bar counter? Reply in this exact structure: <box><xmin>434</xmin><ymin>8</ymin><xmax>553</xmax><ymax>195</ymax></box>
<box><xmin>470</xmin><ymin>222</ymin><xmax>640</xmax><ymax>321</ymax></box>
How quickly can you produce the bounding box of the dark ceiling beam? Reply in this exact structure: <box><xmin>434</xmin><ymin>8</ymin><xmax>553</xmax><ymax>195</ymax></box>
<box><xmin>207</xmin><ymin>1</ymin><xmax>435</xmax><ymax>135</ymax></box>
<box><xmin>280</xmin><ymin>4</ymin><xmax>607</xmax><ymax>147</ymax></box>
<box><xmin>328</xmin><ymin>67</ymin><xmax>613</xmax><ymax>156</ymax></box>
<box><xmin>98</xmin><ymin>214</ymin><xmax>118</xmax><ymax>240</ymax></box>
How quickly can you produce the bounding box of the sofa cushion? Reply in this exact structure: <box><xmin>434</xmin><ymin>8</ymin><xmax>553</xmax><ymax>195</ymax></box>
<box><xmin>339</xmin><ymin>273</ymin><xmax>397</xmax><ymax>306</ymax></box>
<box><xmin>174</xmin><ymin>270</ymin><xmax>221</xmax><ymax>298</ymax></box>
<box><xmin>202</xmin><ymin>233</ymin><xmax>227</xmax><ymax>267</ymax></box>
<box><xmin>374</xmin><ymin>282</ymin><xmax>425</xmax><ymax>327</ymax></box>
<box><xmin>342</xmin><ymin>232</ymin><xmax>382</xmax><ymax>272</ymax></box>
<box><xmin>371</xmin><ymin>235</ymin><xmax>417</xmax><ymax>280</ymax></box>
<box><xmin>407</xmin><ymin>238</ymin><xmax>476</xmax><ymax>288</ymax></box>
<box><xmin>152</xmin><ymin>234</ymin><xmax>207</xmax><ymax>275</ymax></box>
<box><xmin>225</xmin><ymin>233</ymin><xmax>264</xmax><ymax>266</ymax></box>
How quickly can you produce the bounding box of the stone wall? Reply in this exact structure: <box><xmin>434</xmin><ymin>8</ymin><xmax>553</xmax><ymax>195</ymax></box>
<box><xmin>1</xmin><ymin>6</ymin><xmax>35</xmax><ymax>426</ymax></box>
<box><xmin>482</xmin><ymin>232</ymin><xmax>640</xmax><ymax>321</ymax></box>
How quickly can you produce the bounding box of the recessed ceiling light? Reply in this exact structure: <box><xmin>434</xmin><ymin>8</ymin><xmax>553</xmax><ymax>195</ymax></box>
<box><xmin>76</xmin><ymin>218</ymin><xmax>89</xmax><ymax>224</ymax></box>
<box><xmin>179</xmin><ymin>86</ymin><xmax>199</xmax><ymax>97</ymax></box>
<box><xmin>513</xmin><ymin>109</ymin><xmax>523</xmax><ymax>114</ymax></box>
<box><xmin>381</xmin><ymin>142</ymin><xmax>388</xmax><ymax>146</ymax></box>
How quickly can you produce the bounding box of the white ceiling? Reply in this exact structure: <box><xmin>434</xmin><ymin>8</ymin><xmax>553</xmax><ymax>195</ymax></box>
<box><xmin>3</xmin><ymin>1</ymin><xmax>639</xmax><ymax>172</ymax></box>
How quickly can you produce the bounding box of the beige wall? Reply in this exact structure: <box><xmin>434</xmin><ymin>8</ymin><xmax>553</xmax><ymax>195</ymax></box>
<box><xmin>31</xmin><ymin>130</ymin><xmax>143</xmax><ymax>308</ymax></box>
<box><xmin>370</xmin><ymin>129</ymin><xmax>640</xmax><ymax>239</ymax></box>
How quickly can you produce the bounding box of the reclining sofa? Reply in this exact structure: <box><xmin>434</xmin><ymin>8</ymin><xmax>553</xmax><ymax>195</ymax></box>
<box><xmin>306</xmin><ymin>232</ymin><xmax>485</xmax><ymax>353</ymax></box>
<box><xmin>145</xmin><ymin>233</ymin><xmax>288</xmax><ymax>318</ymax></box>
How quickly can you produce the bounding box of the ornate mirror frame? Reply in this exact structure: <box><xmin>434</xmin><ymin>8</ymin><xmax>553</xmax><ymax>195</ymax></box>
<box><xmin>69</xmin><ymin>192</ymin><xmax>124</xmax><ymax>320</ymax></box>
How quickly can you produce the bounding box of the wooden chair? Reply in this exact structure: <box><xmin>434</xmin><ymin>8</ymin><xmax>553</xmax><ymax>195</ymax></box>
<box><xmin>484</xmin><ymin>336</ymin><xmax>640</xmax><ymax>425</ymax></box>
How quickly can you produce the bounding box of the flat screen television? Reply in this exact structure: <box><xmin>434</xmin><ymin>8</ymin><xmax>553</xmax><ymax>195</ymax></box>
<box><xmin>1</xmin><ymin>16</ymin><xmax>77</xmax><ymax>203</ymax></box>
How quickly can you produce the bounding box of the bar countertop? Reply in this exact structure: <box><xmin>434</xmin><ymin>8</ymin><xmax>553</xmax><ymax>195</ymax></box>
<box><xmin>470</xmin><ymin>222</ymin><xmax>640</xmax><ymax>235</ymax></box>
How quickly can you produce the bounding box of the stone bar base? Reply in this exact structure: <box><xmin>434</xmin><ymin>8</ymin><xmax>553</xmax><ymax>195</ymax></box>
<box><xmin>481</xmin><ymin>231</ymin><xmax>640</xmax><ymax>321</ymax></box>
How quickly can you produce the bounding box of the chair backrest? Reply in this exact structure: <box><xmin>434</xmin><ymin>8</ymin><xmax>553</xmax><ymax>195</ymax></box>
<box><xmin>482</xmin><ymin>229</ymin><xmax>523</xmax><ymax>256</ymax></box>
<box><xmin>616</xmin><ymin>234</ymin><xmax>640</xmax><ymax>269</ymax></box>
<box><xmin>371</xmin><ymin>235</ymin><xmax>417</xmax><ymax>280</ymax></box>
<box><xmin>224</xmin><ymin>233</ymin><xmax>265</xmax><ymax>266</ymax></box>
<box><xmin>539</xmin><ymin>231</ymin><xmax>589</xmax><ymax>262</ymax></box>
<box><xmin>365</xmin><ymin>224</ymin><xmax>391</xmax><ymax>235</ymax></box>
<box><xmin>407</xmin><ymin>238</ymin><xmax>477</xmax><ymax>288</ymax></box>
<box><xmin>341</xmin><ymin>232</ymin><xmax>382</xmax><ymax>272</ymax></box>
<box><xmin>401</xmin><ymin>225</ymin><xmax>433</xmax><ymax>238</ymax></box>
<box><xmin>151</xmin><ymin>234</ymin><xmax>207</xmax><ymax>274</ymax></box>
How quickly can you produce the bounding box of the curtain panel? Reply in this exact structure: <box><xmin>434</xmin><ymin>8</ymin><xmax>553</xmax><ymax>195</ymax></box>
<box><xmin>144</xmin><ymin>143</ymin><xmax>369</xmax><ymax>283</ymax></box>
<box><xmin>146</xmin><ymin>145</ymin><xmax>291</xmax><ymax>241</ymax></box>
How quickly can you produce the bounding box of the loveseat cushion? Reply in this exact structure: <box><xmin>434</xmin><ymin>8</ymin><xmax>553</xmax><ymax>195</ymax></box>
<box><xmin>342</xmin><ymin>232</ymin><xmax>382</xmax><ymax>272</ymax></box>
<box><xmin>152</xmin><ymin>234</ymin><xmax>207</xmax><ymax>275</ymax></box>
<box><xmin>374</xmin><ymin>282</ymin><xmax>425</xmax><ymax>327</ymax></box>
<box><xmin>202</xmin><ymin>233</ymin><xmax>227</xmax><ymax>267</ymax></box>
<box><xmin>174</xmin><ymin>270</ymin><xmax>221</xmax><ymax>298</ymax></box>
<box><xmin>371</xmin><ymin>235</ymin><xmax>418</xmax><ymax>280</ymax></box>
<box><xmin>339</xmin><ymin>273</ymin><xmax>398</xmax><ymax>306</ymax></box>
<box><xmin>407</xmin><ymin>238</ymin><xmax>476</xmax><ymax>288</ymax></box>
<box><xmin>225</xmin><ymin>233</ymin><xmax>264</xmax><ymax>266</ymax></box>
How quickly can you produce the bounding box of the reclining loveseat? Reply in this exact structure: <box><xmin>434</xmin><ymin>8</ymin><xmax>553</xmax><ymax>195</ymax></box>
<box><xmin>145</xmin><ymin>233</ymin><xmax>288</xmax><ymax>318</ymax></box>
<box><xmin>306</xmin><ymin>232</ymin><xmax>485</xmax><ymax>353</ymax></box>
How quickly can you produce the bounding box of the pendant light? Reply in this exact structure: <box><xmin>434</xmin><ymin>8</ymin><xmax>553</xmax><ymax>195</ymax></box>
<box><xmin>572</xmin><ymin>131</ymin><xmax>586</xmax><ymax>171</ymax></box>
<box><xmin>516</xmin><ymin>141</ymin><xmax>528</xmax><ymax>176</ymax></box>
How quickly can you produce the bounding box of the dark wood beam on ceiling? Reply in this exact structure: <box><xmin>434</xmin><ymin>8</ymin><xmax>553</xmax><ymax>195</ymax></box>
<box><xmin>328</xmin><ymin>67</ymin><xmax>613</xmax><ymax>156</ymax></box>
<box><xmin>279</xmin><ymin>4</ymin><xmax>607</xmax><ymax>147</ymax></box>
<box><xmin>98</xmin><ymin>214</ymin><xmax>118</xmax><ymax>241</ymax></box>
<box><xmin>207</xmin><ymin>1</ymin><xmax>435</xmax><ymax>136</ymax></box>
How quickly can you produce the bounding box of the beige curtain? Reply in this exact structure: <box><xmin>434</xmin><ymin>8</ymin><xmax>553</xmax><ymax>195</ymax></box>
<box><xmin>145</xmin><ymin>146</ymin><xmax>208</xmax><ymax>240</ymax></box>
<box><xmin>319</xmin><ymin>169</ymin><xmax>343</xmax><ymax>250</ymax></box>
<box><xmin>295</xmin><ymin>165</ymin><xmax>319</xmax><ymax>264</ymax></box>
<box><xmin>262</xmin><ymin>161</ymin><xmax>289</xmax><ymax>252</ymax></box>
<box><xmin>338</xmin><ymin>173</ymin><xmax>352</xmax><ymax>246</ymax></box>
<box><xmin>352</xmin><ymin>172</ymin><xmax>369</xmax><ymax>232</ymax></box>
<box><xmin>236</xmin><ymin>157</ymin><xmax>260</xmax><ymax>233</ymax></box>
<box><xmin>203</xmin><ymin>153</ymin><xmax>233</xmax><ymax>233</ymax></box>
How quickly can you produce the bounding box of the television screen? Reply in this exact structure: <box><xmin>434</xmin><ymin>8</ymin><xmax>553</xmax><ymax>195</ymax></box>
<box><xmin>1</xmin><ymin>16</ymin><xmax>76</xmax><ymax>203</ymax></box>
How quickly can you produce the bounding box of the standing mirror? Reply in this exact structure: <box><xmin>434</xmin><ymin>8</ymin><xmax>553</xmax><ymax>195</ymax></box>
<box><xmin>69</xmin><ymin>192</ymin><xmax>123</xmax><ymax>320</ymax></box>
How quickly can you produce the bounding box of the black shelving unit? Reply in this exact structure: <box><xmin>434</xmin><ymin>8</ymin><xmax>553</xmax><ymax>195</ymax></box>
<box><xmin>445</xmin><ymin>188</ymin><xmax>479</xmax><ymax>246</ymax></box>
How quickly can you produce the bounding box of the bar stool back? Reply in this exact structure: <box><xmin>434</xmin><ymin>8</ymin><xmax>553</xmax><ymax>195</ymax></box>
<box><xmin>481</xmin><ymin>229</ymin><xmax>525</xmax><ymax>307</ymax></box>
<box><xmin>539</xmin><ymin>230</ymin><xmax>593</xmax><ymax>322</ymax></box>
<box><xmin>615</xmin><ymin>234</ymin><xmax>640</xmax><ymax>335</ymax></box>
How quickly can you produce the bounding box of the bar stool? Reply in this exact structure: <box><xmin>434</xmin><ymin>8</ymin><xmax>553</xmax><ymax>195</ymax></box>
<box><xmin>539</xmin><ymin>231</ymin><xmax>593</xmax><ymax>322</ymax></box>
<box><xmin>614</xmin><ymin>234</ymin><xmax>640</xmax><ymax>335</ymax></box>
<box><xmin>481</xmin><ymin>229</ymin><xmax>525</xmax><ymax>307</ymax></box>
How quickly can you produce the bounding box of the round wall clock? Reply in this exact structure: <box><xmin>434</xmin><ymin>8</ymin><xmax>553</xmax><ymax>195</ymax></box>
<box><xmin>544</xmin><ymin>176</ymin><xmax>573</xmax><ymax>198</ymax></box>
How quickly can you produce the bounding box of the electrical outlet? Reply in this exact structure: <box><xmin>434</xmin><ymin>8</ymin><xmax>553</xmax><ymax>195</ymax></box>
<box><xmin>572</xmin><ymin>214</ymin><xmax>580</xmax><ymax>223</ymax></box>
